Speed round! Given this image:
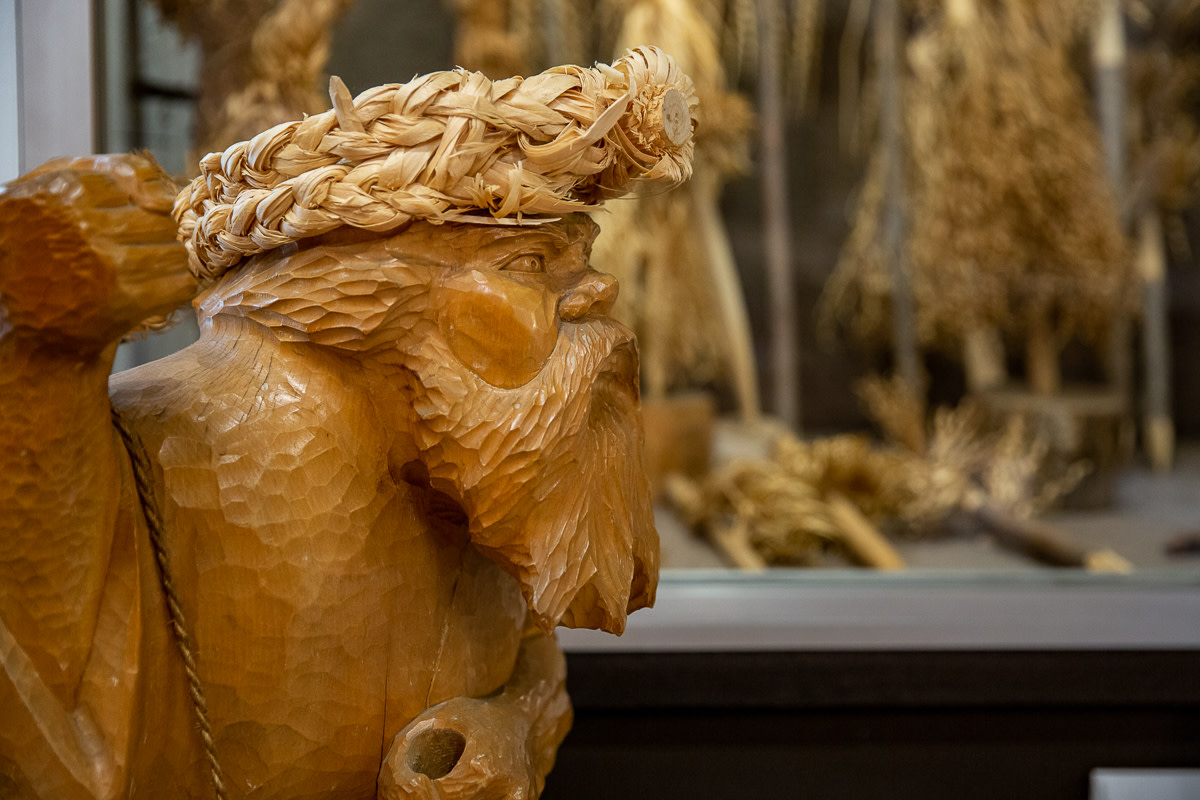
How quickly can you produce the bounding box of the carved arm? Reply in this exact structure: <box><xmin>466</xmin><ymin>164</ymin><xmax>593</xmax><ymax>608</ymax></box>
<box><xmin>0</xmin><ymin>155</ymin><xmax>195</xmax><ymax>707</ymax></box>
<box><xmin>377</xmin><ymin>631</ymin><xmax>572</xmax><ymax>799</ymax></box>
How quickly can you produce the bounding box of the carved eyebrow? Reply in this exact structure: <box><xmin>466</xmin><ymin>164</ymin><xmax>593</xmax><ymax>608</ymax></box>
<box><xmin>477</xmin><ymin>234</ymin><xmax>559</xmax><ymax>268</ymax></box>
<box><xmin>494</xmin><ymin>231</ymin><xmax>559</xmax><ymax>248</ymax></box>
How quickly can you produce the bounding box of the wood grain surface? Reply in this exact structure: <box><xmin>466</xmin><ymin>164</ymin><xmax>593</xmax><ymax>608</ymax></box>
<box><xmin>0</xmin><ymin>154</ymin><xmax>658</xmax><ymax>799</ymax></box>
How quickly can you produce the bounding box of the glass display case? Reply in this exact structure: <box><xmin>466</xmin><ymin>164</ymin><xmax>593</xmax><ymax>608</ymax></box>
<box><xmin>48</xmin><ymin>0</ymin><xmax>1197</xmax><ymax>648</ymax></box>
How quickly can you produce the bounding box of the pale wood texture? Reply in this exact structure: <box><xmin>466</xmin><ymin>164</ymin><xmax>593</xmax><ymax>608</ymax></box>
<box><xmin>640</xmin><ymin>393</ymin><xmax>716</xmax><ymax>497</ymax></box>
<box><xmin>0</xmin><ymin>153</ymin><xmax>662</xmax><ymax>798</ymax></box>
<box><xmin>758</xmin><ymin>0</ymin><xmax>800</xmax><ymax>429</ymax></box>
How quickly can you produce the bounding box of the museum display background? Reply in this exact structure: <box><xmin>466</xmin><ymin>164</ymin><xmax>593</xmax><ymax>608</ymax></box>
<box><xmin>5</xmin><ymin>1</ymin><xmax>1200</xmax><ymax>797</ymax></box>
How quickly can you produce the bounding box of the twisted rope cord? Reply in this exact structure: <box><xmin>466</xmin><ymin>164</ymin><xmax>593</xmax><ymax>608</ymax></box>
<box><xmin>175</xmin><ymin>46</ymin><xmax>697</xmax><ymax>286</ymax></box>
<box><xmin>111</xmin><ymin>409</ymin><xmax>227</xmax><ymax>800</ymax></box>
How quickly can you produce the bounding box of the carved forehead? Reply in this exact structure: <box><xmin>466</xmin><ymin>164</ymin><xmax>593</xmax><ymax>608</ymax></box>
<box><xmin>202</xmin><ymin>213</ymin><xmax>602</xmax><ymax>324</ymax></box>
<box><xmin>383</xmin><ymin>214</ymin><xmax>600</xmax><ymax>266</ymax></box>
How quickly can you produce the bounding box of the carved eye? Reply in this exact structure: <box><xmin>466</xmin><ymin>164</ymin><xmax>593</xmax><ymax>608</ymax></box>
<box><xmin>500</xmin><ymin>253</ymin><xmax>545</xmax><ymax>274</ymax></box>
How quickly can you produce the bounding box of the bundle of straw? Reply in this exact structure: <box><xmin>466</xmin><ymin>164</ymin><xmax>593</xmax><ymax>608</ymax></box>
<box><xmin>826</xmin><ymin>0</ymin><xmax>1134</xmax><ymax>353</ymax></box>
<box><xmin>910</xmin><ymin>0</ymin><xmax>1132</xmax><ymax>346</ymax></box>
<box><xmin>175</xmin><ymin>47</ymin><xmax>697</xmax><ymax>285</ymax></box>
<box><xmin>591</xmin><ymin>0</ymin><xmax>757</xmax><ymax>408</ymax></box>
<box><xmin>669</xmin><ymin>434</ymin><xmax>911</xmax><ymax>566</ymax></box>
<box><xmin>670</xmin><ymin>375</ymin><xmax>1090</xmax><ymax>567</ymax></box>
<box><xmin>856</xmin><ymin>374</ymin><xmax>1090</xmax><ymax>522</ymax></box>
<box><xmin>150</xmin><ymin>0</ymin><xmax>354</xmax><ymax>161</ymax></box>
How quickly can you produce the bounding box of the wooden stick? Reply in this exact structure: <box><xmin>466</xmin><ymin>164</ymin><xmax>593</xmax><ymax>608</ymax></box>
<box><xmin>1093</xmin><ymin>0</ymin><xmax>1127</xmax><ymax>202</ymax></box>
<box><xmin>838</xmin><ymin>0</ymin><xmax>872</xmax><ymax>157</ymax></box>
<box><xmin>1026</xmin><ymin>303</ymin><xmax>1062</xmax><ymax>396</ymax></box>
<box><xmin>828</xmin><ymin>493</ymin><xmax>907</xmax><ymax>570</ymax></box>
<box><xmin>1092</xmin><ymin>0</ymin><xmax>1173</xmax><ymax>471</ymax></box>
<box><xmin>963</xmin><ymin>325</ymin><xmax>1006</xmax><ymax>392</ymax></box>
<box><xmin>1092</xmin><ymin>0</ymin><xmax>1137</xmax><ymax>407</ymax></box>
<box><xmin>876</xmin><ymin>0</ymin><xmax>923</xmax><ymax>402</ymax></box>
<box><xmin>695</xmin><ymin>184</ymin><xmax>763</xmax><ymax>423</ymax></box>
<box><xmin>1138</xmin><ymin>208</ymin><xmax>1174</xmax><ymax>472</ymax></box>
<box><xmin>758</xmin><ymin>0</ymin><xmax>801</xmax><ymax>431</ymax></box>
<box><xmin>711</xmin><ymin>519</ymin><xmax>769</xmax><ymax>571</ymax></box>
<box><xmin>972</xmin><ymin>505</ymin><xmax>1132</xmax><ymax>573</ymax></box>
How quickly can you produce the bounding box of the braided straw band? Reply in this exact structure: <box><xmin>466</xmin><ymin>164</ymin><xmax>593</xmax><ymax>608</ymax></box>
<box><xmin>175</xmin><ymin>46</ymin><xmax>698</xmax><ymax>286</ymax></box>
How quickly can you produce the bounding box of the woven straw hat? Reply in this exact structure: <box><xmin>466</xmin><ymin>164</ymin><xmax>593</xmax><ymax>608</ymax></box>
<box><xmin>175</xmin><ymin>46</ymin><xmax>697</xmax><ymax>286</ymax></box>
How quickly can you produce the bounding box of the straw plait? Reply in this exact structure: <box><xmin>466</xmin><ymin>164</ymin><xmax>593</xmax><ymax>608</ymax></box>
<box><xmin>175</xmin><ymin>46</ymin><xmax>697</xmax><ymax>285</ymax></box>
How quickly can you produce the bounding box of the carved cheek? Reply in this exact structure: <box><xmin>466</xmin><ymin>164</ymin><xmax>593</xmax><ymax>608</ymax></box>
<box><xmin>433</xmin><ymin>269</ymin><xmax>559</xmax><ymax>388</ymax></box>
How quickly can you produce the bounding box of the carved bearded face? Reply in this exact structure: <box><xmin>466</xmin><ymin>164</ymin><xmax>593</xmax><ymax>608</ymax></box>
<box><xmin>209</xmin><ymin>215</ymin><xmax>658</xmax><ymax>634</ymax></box>
<box><xmin>391</xmin><ymin>216</ymin><xmax>658</xmax><ymax>635</ymax></box>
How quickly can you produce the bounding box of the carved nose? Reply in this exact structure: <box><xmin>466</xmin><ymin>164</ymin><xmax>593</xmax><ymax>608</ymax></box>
<box><xmin>558</xmin><ymin>271</ymin><xmax>618</xmax><ymax>321</ymax></box>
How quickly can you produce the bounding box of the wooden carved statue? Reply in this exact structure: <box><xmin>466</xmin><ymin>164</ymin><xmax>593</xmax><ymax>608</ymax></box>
<box><xmin>0</xmin><ymin>48</ymin><xmax>695</xmax><ymax>799</ymax></box>
<box><xmin>148</xmin><ymin>0</ymin><xmax>356</xmax><ymax>162</ymax></box>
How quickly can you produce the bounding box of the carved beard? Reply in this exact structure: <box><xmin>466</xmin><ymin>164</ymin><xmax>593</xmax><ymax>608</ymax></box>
<box><xmin>404</xmin><ymin>319</ymin><xmax>658</xmax><ymax>635</ymax></box>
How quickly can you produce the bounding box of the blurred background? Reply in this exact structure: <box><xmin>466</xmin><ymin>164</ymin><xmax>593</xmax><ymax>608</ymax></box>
<box><xmin>6</xmin><ymin>1</ymin><xmax>1200</xmax><ymax>796</ymax></box>
<box><xmin>70</xmin><ymin>0</ymin><xmax>1200</xmax><ymax>575</ymax></box>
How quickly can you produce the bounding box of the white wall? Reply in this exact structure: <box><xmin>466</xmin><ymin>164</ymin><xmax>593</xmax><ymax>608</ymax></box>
<box><xmin>0</xmin><ymin>0</ymin><xmax>18</xmax><ymax>182</ymax></box>
<box><xmin>15</xmin><ymin>0</ymin><xmax>94</xmax><ymax>174</ymax></box>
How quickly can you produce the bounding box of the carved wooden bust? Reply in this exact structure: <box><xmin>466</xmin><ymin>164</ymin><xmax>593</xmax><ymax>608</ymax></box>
<box><xmin>0</xmin><ymin>48</ymin><xmax>695</xmax><ymax>799</ymax></box>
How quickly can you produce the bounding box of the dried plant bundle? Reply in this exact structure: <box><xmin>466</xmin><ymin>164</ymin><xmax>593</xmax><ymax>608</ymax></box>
<box><xmin>670</xmin><ymin>432</ymin><xmax>921</xmax><ymax>566</ymax></box>
<box><xmin>697</xmin><ymin>0</ymin><xmax>825</xmax><ymax>105</ymax></box>
<box><xmin>857</xmin><ymin>374</ymin><xmax>1091</xmax><ymax>519</ymax></box>
<box><xmin>1126</xmin><ymin>1</ymin><xmax>1200</xmax><ymax>224</ymax></box>
<box><xmin>825</xmin><ymin>0</ymin><xmax>1134</xmax><ymax>354</ymax></box>
<box><xmin>591</xmin><ymin>0</ymin><xmax>758</xmax><ymax>411</ymax></box>
<box><xmin>450</xmin><ymin>0</ymin><xmax>530</xmax><ymax>78</ymax></box>
<box><xmin>150</xmin><ymin>0</ymin><xmax>354</xmax><ymax>161</ymax></box>
<box><xmin>671</xmin><ymin>375</ymin><xmax>1092</xmax><ymax>567</ymax></box>
<box><xmin>175</xmin><ymin>47</ymin><xmax>697</xmax><ymax>285</ymax></box>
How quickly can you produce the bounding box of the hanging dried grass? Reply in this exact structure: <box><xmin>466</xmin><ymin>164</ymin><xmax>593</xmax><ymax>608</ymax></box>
<box><xmin>788</xmin><ymin>0</ymin><xmax>825</xmax><ymax>113</ymax></box>
<box><xmin>150</xmin><ymin>0</ymin><xmax>354</xmax><ymax>161</ymax></box>
<box><xmin>450</xmin><ymin>0</ymin><xmax>530</xmax><ymax>78</ymax></box>
<box><xmin>590</xmin><ymin>0</ymin><xmax>758</xmax><ymax>411</ymax></box>
<box><xmin>175</xmin><ymin>47</ymin><xmax>697</xmax><ymax>286</ymax></box>
<box><xmin>825</xmin><ymin>0</ymin><xmax>1135</xmax><ymax>354</ymax></box>
<box><xmin>911</xmin><ymin>0</ymin><xmax>1133</xmax><ymax>345</ymax></box>
<box><xmin>686</xmin><ymin>0</ymin><xmax>826</xmax><ymax>110</ymax></box>
<box><xmin>547</xmin><ymin>0</ymin><xmax>588</xmax><ymax>67</ymax></box>
<box><xmin>1126</xmin><ymin>1</ymin><xmax>1200</xmax><ymax>224</ymax></box>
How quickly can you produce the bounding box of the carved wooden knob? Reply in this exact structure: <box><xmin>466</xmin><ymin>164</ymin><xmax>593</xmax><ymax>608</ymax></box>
<box><xmin>638</xmin><ymin>87</ymin><xmax>694</xmax><ymax>153</ymax></box>
<box><xmin>658</xmin><ymin>88</ymin><xmax>692</xmax><ymax>147</ymax></box>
